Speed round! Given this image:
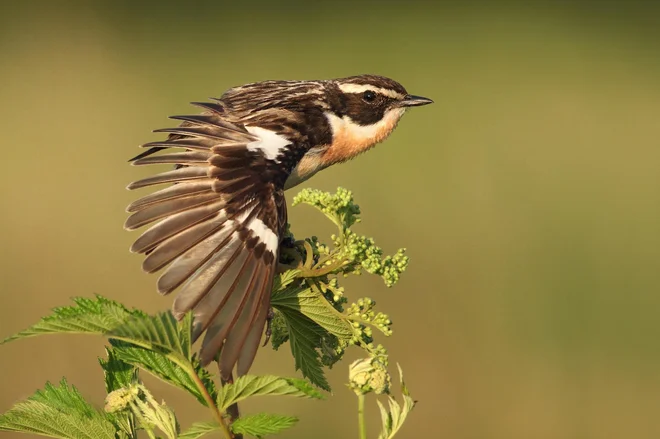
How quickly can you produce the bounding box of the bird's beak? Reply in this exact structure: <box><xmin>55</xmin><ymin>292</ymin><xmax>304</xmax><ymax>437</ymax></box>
<box><xmin>399</xmin><ymin>94</ymin><xmax>434</xmax><ymax>107</ymax></box>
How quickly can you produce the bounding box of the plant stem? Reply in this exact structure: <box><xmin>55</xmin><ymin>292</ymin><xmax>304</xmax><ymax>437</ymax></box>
<box><xmin>299</xmin><ymin>259</ymin><xmax>348</xmax><ymax>278</ymax></box>
<box><xmin>358</xmin><ymin>394</ymin><xmax>367</xmax><ymax>439</ymax></box>
<box><xmin>189</xmin><ymin>367</ymin><xmax>233</xmax><ymax>439</ymax></box>
<box><xmin>223</xmin><ymin>373</ymin><xmax>243</xmax><ymax>439</ymax></box>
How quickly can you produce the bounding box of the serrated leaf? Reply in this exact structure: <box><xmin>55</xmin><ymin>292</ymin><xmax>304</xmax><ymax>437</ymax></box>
<box><xmin>0</xmin><ymin>379</ymin><xmax>115</xmax><ymax>439</ymax></box>
<box><xmin>1</xmin><ymin>296</ymin><xmax>145</xmax><ymax>345</ymax></box>
<box><xmin>179</xmin><ymin>421</ymin><xmax>220</xmax><ymax>439</ymax></box>
<box><xmin>272</xmin><ymin>284</ymin><xmax>353</xmax><ymax>340</ymax></box>
<box><xmin>377</xmin><ymin>364</ymin><xmax>416</xmax><ymax>439</ymax></box>
<box><xmin>216</xmin><ymin>375</ymin><xmax>323</xmax><ymax>410</ymax></box>
<box><xmin>282</xmin><ymin>378</ymin><xmax>324</xmax><ymax>400</ymax></box>
<box><xmin>271</xmin><ymin>269</ymin><xmax>301</xmax><ymax>294</ymax></box>
<box><xmin>275</xmin><ymin>306</ymin><xmax>330</xmax><ymax>390</ymax></box>
<box><xmin>108</xmin><ymin>311</ymin><xmax>191</xmax><ymax>362</ymax></box>
<box><xmin>99</xmin><ymin>347</ymin><xmax>138</xmax><ymax>393</ymax></box>
<box><xmin>31</xmin><ymin>379</ymin><xmax>100</xmax><ymax>417</ymax></box>
<box><xmin>109</xmin><ymin>340</ymin><xmax>216</xmax><ymax>406</ymax></box>
<box><xmin>231</xmin><ymin>413</ymin><xmax>297</xmax><ymax>438</ymax></box>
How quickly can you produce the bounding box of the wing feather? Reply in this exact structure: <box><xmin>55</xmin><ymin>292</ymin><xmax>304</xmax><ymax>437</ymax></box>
<box><xmin>131</xmin><ymin>151</ymin><xmax>211</xmax><ymax>166</ymax></box>
<box><xmin>142</xmin><ymin>138</ymin><xmax>246</xmax><ymax>151</ymax></box>
<box><xmin>126</xmin><ymin>101</ymin><xmax>292</xmax><ymax>375</ymax></box>
<box><xmin>198</xmin><ymin>253</ymin><xmax>258</xmax><ymax>365</ymax></box>
<box><xmin>170</xmin><ymin>114</ymin><xmax>256</xmax><ymax>138</ymax></box>
<box><xmin>154</xmin><ymin>126</ymin><xmax>243</xmax><ymax>142</ymax></box>
<box><xmin>175</xmin><ymin>233</ymin><xmax>248</xmax><ymax>325</ymax></box>
<box><xmin>236</xmin><ymin>265</ymin><xmax>274</xmax><ymax>376</ymax></box>
<box><xmin>220</xmin><ymin>260</ymin><xmax>271</xmax><ymax>376</ymax></box>
<box><xmin>135</xmin><ymin>205</ymin><xmax>227</xmax><ymax>260</ymax></box>
<box><xmin>124</xmin><ymin>192</ymin><xmax>220</xmax><ymax>230</ymax></box>
<box><xmin>126</xmin><ymin>180</ymin><xmax>214</xmax><ymax>213</ymax></box>
<box><xmin>127</xmin><ymin>166</ymin><xmax>208</xmax><ymax>190</ymax></box>
<box><xmin>155</xmin><ymin>217</ymin><xmax>237</xmax><ymax>292</ymax></box>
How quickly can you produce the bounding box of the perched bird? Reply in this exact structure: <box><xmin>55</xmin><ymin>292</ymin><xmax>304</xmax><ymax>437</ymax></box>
<box><xmin>124</xmin><ymin>74</ymin><xmax>432</xmax><ymax>379</ymax></box>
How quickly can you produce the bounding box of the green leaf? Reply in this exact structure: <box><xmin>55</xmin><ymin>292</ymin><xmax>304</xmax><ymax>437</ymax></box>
<box><xmin>179</xmin><ymin>421</ymin><xmax>220</xmax><ymax>439</ymax></box>
<box><xmin>0</xmin><ymin>379</ymin><xmax>115</xmax><ymax>439</ymax></box>
<box><xmin>108</xmin><ymin>311</ymin><xmax>191</xmax><ymax>362</ymax></box>
<box><xmin>271</xmin><ymin>272</ymin><xmax>355</xmax><ymax>390</ymax></box>
<box><xmin>275</xmin><ymin>306</ymin><xmax>330</xmax><ymax>391</ymax></box>
<box><xmin>377</xmin><ymin>365</ymin><xmax>416</xmax><ymax>439</ymax></box>
<box><xmin>231</xmin><ymin>413</ymin><xmax>298</xmax><ymax>438</ymax></box>
<box><xmin>216</xmin><ymin>375</ymin><xmax>323</xmax><ymax>410</ymax></box>
<box><xmin>30</xmin><ymin>379</ymin><xmax>100</xmax><ymax>417</ymax></box>
<box><xmin>271</xmin><ymin>269</ymin><xmax>301</xmax><ymax>294</ymax></box>
<box><xmin>109</xmin><ymin>340</ymin><xmax>216</xmax><ymax>406</ymax></box>
<box><xmin>1</xmin><ymin>296</ymin><xmax>145</xmax><ymax>345</ymax></box>
<box><xmin>272</xmin><ymin>284</ymin><xmax>353</xmax><ymax>339</ymax></box>
<box><xmin>99</xmin><ymin>347</ymin><xmax>138</xmax><ymax>393</ymax></box>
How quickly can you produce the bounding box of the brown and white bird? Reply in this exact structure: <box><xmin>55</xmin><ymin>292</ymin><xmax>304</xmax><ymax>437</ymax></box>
<box><xmin>124</xmin><ymin>74</ymin><xmax>432</xmax><ymax>379</ymax></box>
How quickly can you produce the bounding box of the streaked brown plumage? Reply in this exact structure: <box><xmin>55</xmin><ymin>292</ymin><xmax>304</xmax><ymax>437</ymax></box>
<box><xmin>125</xmin><ymin>74</ymin><xmax>432</xmax><ymax>379</ymax></box>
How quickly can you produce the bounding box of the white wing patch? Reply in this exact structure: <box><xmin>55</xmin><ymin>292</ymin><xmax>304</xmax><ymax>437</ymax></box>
<box><xmin>245</xmin><ymin>126</ymin><xmax>289</xmax><ymax>161</ymax></box>
<box><xmin>247</xmin><ymin>217</ymin><xmax>278</xmax><ymax>253</ymax></box>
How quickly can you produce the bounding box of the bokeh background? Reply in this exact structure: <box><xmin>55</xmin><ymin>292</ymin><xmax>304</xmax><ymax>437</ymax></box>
<box><xmin>1</xmin><ymin>1</ymin><xmax>659</xmax><ymax>438</ymax></box>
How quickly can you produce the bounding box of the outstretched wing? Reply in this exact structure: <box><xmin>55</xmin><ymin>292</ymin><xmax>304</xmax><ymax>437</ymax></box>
<box><xmin>125</xmin><ymin>102</ymin><xmax>293</xmax><ymax>378</ymax></box>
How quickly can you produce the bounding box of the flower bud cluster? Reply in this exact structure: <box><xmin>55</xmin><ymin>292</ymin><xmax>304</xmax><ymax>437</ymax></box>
<box><xmin>319</xmin><ymin>278</ymin><xmax>346</xmax><ymax>305</ymax></box>
<box><xmin>104</xmin><ymin>385</ymin><xmax>140</xmax><ymax>413</ymax></box>
<box><xmin>348</xmin><ymin>298</ymin><xmax>393</xmax><ymax>336</ymax></box>
<box><xmin>309</xmin><ymin>235</ymin><xmax>330</xmax><ymax>257</ymax></box>
<box><xmin>292</xmin><ymin>187</ymin><xmax>361</xmax><ymax>228</ymax></box>
<box><xmin>348</xmin><ymin>357</ymin><xmax>391</xmax><ymax>395</ymax></box>
<box><xmin>348</xmin><ymin>320</ymin><xmax>372</xmax><ymax>347</ymax></box>
<box><xmin>292</xmin><ymin>188</ymin><xmax>408</xmax><ymax>287</ymax></box>
<box><xmin>340</xmin><ymin>232</ymin><xmax>409</xmax><ymax>287</ymax></box>
<box><xmin>268</xmin><ymin>310</ymin><xmax>290</xmax><ymax>350</ymax></box>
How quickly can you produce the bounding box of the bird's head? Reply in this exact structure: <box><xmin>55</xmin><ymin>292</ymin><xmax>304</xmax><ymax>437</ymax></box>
<box><xmin>319</xmin><ymin>74</ymin><xmax>433</xmax><ymax>166</ymax></box>
<box><xmin>331</xmin><ymin>74</ymin><xmax>433</xmax><ymax>126</ymax></box>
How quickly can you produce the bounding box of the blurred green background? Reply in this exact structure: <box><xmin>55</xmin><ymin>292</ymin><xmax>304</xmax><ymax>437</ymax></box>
<box><xmin>1</xmin><ymin>1</ymin><xmax>659</xmax><ymax>438</ymax></box>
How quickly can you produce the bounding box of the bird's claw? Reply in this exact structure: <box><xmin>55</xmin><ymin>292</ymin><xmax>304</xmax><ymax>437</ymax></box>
<box><xmin>280</xmin><ymin>235</ymin><xmax>296</xmax><ymax>249</ymax></box>
<box><xmin>262</xmin><ymin>307</ymin><xmax>275</xmax><ymax>347</ymax></box>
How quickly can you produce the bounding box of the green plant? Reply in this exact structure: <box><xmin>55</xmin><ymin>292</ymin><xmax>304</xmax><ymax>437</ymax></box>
<box><xmin>0</xmin><ymin>188</ymin><xmax>415</xmax><ymax>439</ymax></box>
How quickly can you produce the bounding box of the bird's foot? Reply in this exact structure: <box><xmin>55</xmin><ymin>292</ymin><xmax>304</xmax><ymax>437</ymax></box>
<box><xmin>262</xmin><ymin>307</ymin><xmax>275</xmax><ymax>347</ymax></box>
<box><xmin>278</xmin><ymin>238</ymin><xmax>306</xmax><ymax>273</ymax></box>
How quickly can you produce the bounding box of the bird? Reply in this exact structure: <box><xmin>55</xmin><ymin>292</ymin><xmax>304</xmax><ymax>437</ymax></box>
<box><xmin>124</xmin><ymin>74</ymin><xmax>432</xmax><ymax>379</ymax></box>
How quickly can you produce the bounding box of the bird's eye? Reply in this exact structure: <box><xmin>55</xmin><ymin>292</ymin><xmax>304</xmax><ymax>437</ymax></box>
<box><xmin>363</xmin><ymin>90</ymin><xmax>376</xmax><ymax>102</ymax></box>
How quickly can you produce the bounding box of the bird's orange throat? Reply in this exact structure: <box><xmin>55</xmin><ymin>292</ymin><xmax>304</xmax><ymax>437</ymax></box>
<box><xmin>283</xmin><ymin>108</ymin><xmax>405</xmax><ymax>190</ymax></box>
<box><xmin>322</xmin><ymin>108</ymin><xmax>406</xmax><ymax>166</ymax></box>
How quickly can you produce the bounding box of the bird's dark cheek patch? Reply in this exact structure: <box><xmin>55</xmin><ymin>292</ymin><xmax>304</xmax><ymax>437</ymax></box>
<box><xmin>343</xmin><ymin>94</ymin><xmax>386</xmax><ymax>126</ymax></box>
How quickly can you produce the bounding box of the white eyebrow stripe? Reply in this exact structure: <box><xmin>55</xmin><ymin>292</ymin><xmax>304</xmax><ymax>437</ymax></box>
<box><xmin>338</xmin><ymin>83</ymin><xmax>405</xmax><ymax>99</ymax></box>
